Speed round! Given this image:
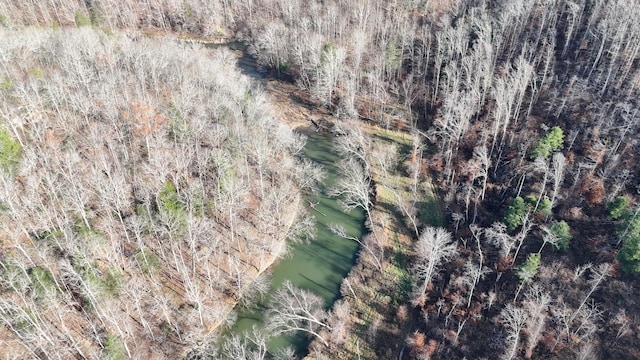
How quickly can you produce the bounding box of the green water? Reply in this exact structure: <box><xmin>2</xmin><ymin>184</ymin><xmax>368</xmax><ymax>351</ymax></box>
<box><xmin>227</xmin><ymin>130</ymin><xmax>366</xmax><ymax>356</ymax></box>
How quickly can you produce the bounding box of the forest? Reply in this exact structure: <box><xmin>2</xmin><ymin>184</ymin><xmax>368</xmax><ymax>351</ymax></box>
<box><xmin>2</xmin><ymin>0</ymin><xmax>640</xmax><ymax>359</ymax></box>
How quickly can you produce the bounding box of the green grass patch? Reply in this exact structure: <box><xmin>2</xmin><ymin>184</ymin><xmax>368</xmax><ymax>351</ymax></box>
<box><xmin>75</xmin><ymin>223</ymin><xmax>102</xmax><ymax>240</ymax></box>
<box><xmin>27</xmin><ymin>67</ymin><xmax>44</xmax><ymax>79</ymax></box>
<box><xmin>103</xmin><ymin>334</ymin><xmax>127</xmax><ymax>360</ymax></box>
<box><xmin>385</xmin><ymin>263</ymin><xmax>412</xmax><ymax>304</ymax></box>
<box><xmin>417</xmin><ymin>196</ymin><xmax>443</xmax><ymax>227</ymax></box>
<box><xmin>135</xmin><ymin>247</ymin><xmax>160</xmax><ymax>275</ymax></box>
<box><xmin>0</xmin><ymin>126</ymin><xmax>20</xmax><ymax>175</ymax></box>
<box><xmin>376</xmin><ymin>186</ymin><xmax>398</xmax><ymax>208</ymax></box>
<box><xmin>29</xmin><ymin>266</ymin><xmax>58</xmax><ymax>301</ymax></box>
<box><xmin>75</xmin><ymin>11</ymin><xmax>91</xmax><ymax>27</ymax></box>
<box><xmin>103</xmin><ymin>267</ymin><xmax>124</xmax><ymax>296</ymax></box>
<box><xmin>0</xmin><ymin>76</ymin><xmax>12</xmax><ymax>90</ymax></box>
<box><xmin>371</xmin><ymin>129</ymin><xmax>412</xmax><ymax>149</ymax></box>
<box><xmin>33</xmin><ymin>228</ymin><xmax>63</xmax><ymax>243</ymax></box>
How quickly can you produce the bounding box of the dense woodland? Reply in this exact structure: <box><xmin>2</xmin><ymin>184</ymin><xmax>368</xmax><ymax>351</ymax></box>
<box><xmin>2</xmin><ymin>0</ymin><xmax>640</xmax><ymax>359</ymax></box>
<box><xmin>0</xmin><ymin>28</ymin><xmax>316</xmax><ymax>358</ymax></box>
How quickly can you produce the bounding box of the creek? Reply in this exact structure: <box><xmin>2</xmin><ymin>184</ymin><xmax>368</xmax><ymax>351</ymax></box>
<box><xmin>227</xmin><ymin>130</ymin><xmax>366</xmax><ymax>356</ymax></box>
<box><xmin>204</xmin><ymin>41</ymin><xmax>367</xmax><ymax>356</ymax></box>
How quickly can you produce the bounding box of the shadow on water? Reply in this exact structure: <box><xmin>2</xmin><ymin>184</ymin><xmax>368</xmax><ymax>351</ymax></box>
<box><xmin>225</xmin><ymin>130</ymin><xmax>366</xmax><ymax>357</ymax></box>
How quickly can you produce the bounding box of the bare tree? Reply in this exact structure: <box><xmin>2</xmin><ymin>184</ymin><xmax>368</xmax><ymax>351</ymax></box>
<box><xmin>571</xmin><ymin>263</ymin><xmax>611</xmax><ymax>322</ymax></box>
<box><xmin>220</xmin><ymin>325</ymin><xmax>270</xmax><ymax>360</ymax></box>
<box><xmin>254</xmin><ymin>20</ymin><xmax>289</xmax><ymax>76</ymax></box>
<box><xmin>523</xmin><ymin>286</ymin><xmax>551</xmax><ymax>358</ymax></box>
<box><xmin>333</xmin><ymin>120</ymin><xmax>372</xmax><ymax>172</ymax></box>
<box><xmin>314</xmin><ymin>44</ymin><xmax>346</xmax><ymax>107</ymax></box>
<box><xmin>328</xmin><ymin>224</ymin><xmax>382</xmax><ymax>270</ymax></box>
<box><xmin>472</xmin><ymin>145</ymin><xmax>491</xmax><ymax>201</ymax></box>
<box><xmin>574</xmin><ymin>342</ymin><xmax>597</xmax><ymax>360</ymax></box>
<box><xmin>330</xmin><ymin>158</ymin><xmax>374</xmax><ymax>233</ymax></box>
<box><xmin>0</xmin><ymin>27</ymin><xmax>310</xmax><ymax>357</ymax></box>
<box><xmin>265</xmin><ymin>281</ymin><xmax>331</xmax><ymax>346</ymax></box>
<box><xmin>538</xmin><ymin>224</ymin><xmax>560</xmax><ymax>253</ymax></box>
<box><xmin>549</xmin><ymin>152</ymin><xmax>566</xmax><ymax>211</ymax></box>
<box><xmin>409</xmin><ymin>132</ymin><xmax>425</xmax><ymax>195</ymax></box>
<box><xmin>500</xmin><ymin>304</ymin><xmax>528</xmax><ymax>360</ymax></box>
<box><xmin>391</xmin><ymin>188</ymin><xmax>420</xmax><ymax>239</ymax></box>
<box><xmin>511</xmin><ymin>211</ymin><xmax>534</xmax><ymax>266</ymax></box>
<box><xmin>464</xmin><ymin>225</ymin><xmax>488</xmax><ymax>309</ymax></box>
<box><xmin>413</xmin><ymin>227</ymin><xmax>458</xmax><ymax>296</ymax></box>
<box><xmin>484</xmin><ymin>222</ymin><xmax>515</xmax><ymax>260</ymax></box>
<box><xmin>327</xmin><ymin>299</ymin><xmax>351</xmax><ymax>347</ymax></box>
<box><xmin>462</xmin><ymin>259</ymin><xmax>489</xmax><ymax>308</ymax></box>
<box><xmin>292</xmin><ymin>158</ymin><xmax>325</xmax><ymax>194</ymax></box>
<box><xmin>571</xmin><ymin>300</ymin><xmax>603</xmax><ymax>345</ymax></box>
<box><xmin>531</xmin><ymin>156</ymin><xmax>550</xmax><ymax>212</ymax></box>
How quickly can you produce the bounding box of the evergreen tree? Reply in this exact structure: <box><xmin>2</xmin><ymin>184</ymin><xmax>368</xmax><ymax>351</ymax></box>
<box><xmin>531</xmin><ymin>126</ymin><xmax>564</xmax><ymax>160</ymax></box>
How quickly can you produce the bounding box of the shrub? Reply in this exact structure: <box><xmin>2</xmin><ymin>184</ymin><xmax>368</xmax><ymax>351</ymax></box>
<box><xmin>278</xmin><ymin>61</ymin><xmax>289</xmax><ymax>73</ymax></box>
<box><xmin>321</xmin><ymin>43</ymin><xmax>337</xmax><ymax>64</ymax></box>
<box><xmin>103</xmin><ymin>267</ymin><xmax>123</xmax><ymax>296</ymax></box>
<box><xmin>608</xmin><ymin>196</ymin><xmax>629</xmax><ymax>220</ymax></box>
<box><xmin>69</xmin><ymin>257</ymin><xmax>123</xmax><ymax>300</ymax></box>
<box><xmin>524</xmin><ymin>195</ymin><xmax>537</xmax><ymax>207</ymax></box>
<box><xmin>89</xmin><ymin>6</ymin><xmax>101</xmax><ymax>25</ymax></box>
<box><xmin>0</xmin><ymin>259</ymin><xmax>26</xmax><ymax>293</ymax></box>
<box><xmin>551</xmin><ymin>220</ymin><xmax>571</xmax><ymax>252</ymax></box>
<box><xmin>385</xmin><ymin>41</ymin><xmax>402</xmax><ymax>70</ymax></box>
<box><xmin>34</xmin><ymin>229</ymin><xmax>64</xmax><ymax>243</ymax></box>
<box><xmin>75</xmin><ymin>223</ymin><xmax>102</xmax><ymax>240</ymax></box>
<box><xmin>158</xmin><ymin>181</ymin><xmax>184</xmax><ymax>218</ymax></box>
<box><xmin>0</xmin><ymin>76</ymin><xmax>12</xmax><ymax>90</ymax></box>
<box><xmin>27</xmin><ymin>67</ymin><xmax>44</xmax><ymax>78</ymax></box>
<box><xmin>537</xmin><ymin>197</ymin><xmax>552</xmax><ymax>216</ymax></box>
<box><xmin>75</xmin><ymin>11</ymin><xmax>91</xmax><ymax>27</ymax></box>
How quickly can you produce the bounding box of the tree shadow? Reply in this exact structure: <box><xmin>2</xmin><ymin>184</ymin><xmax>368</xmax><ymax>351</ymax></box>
<box><xmin>417</xmin><ymin>198</ymin><xmax>444</xmax><ymax>227</ymax></box>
